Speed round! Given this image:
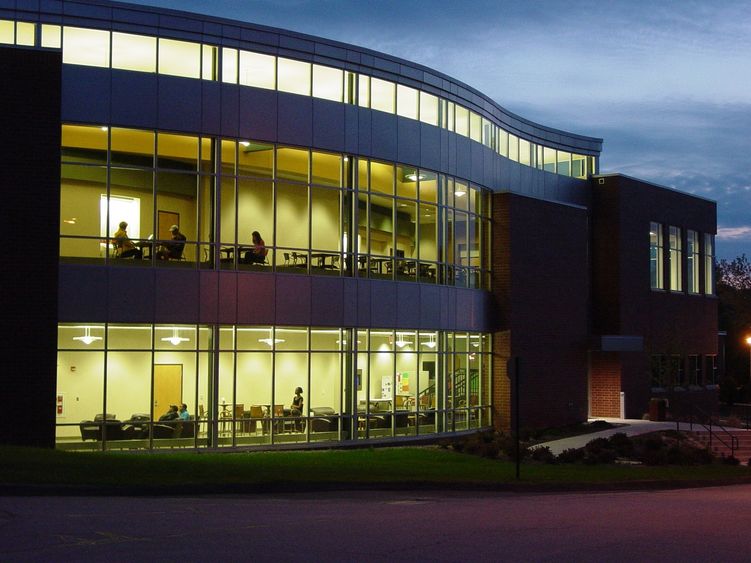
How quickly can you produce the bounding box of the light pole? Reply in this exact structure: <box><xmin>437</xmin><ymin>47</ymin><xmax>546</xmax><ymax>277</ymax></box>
<box><xmin>746</xmin><ymin>336</ymin><xmax>751</xmax><ymax>384</ymax></box>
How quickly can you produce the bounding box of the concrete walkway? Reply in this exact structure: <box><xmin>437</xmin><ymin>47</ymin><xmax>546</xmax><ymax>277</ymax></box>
<box><xmin>536</xmin><ymin>417</ymin><xmax>744</xmax><ymax>455</ymax></box>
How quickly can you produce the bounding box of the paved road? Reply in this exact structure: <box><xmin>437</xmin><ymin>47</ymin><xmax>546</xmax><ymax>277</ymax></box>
<box><xmin>1</xmin><ymin>486</ymin><xmax>750</xmax><ymax>561</ymax></box>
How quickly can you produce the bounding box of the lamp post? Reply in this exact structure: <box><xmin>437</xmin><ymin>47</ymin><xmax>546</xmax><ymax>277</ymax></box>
<box><xmin>746</xmin><ymin>336</ymin><xmax>751</xmax><ymax>384</ymax></box>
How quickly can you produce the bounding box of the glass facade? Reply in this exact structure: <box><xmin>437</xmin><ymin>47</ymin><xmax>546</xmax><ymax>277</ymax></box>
<box><xmin>3</xmin><ymin>18</ymin><xmax>596</xmax><ymax>179</ymax></box>
<box><xmin>59</xmin><ymin>125</ymin><xmax>492</xmax><ymax>288</ymax></box>
<box><xmin>55</xmin><ymin>323</ymin><xmax>492</xmax><ymax>450</ymax></box>
<box><xmin>649</xmin><ymin>222</ymin><xmax>663</xmax><ymax>290</ymax></box>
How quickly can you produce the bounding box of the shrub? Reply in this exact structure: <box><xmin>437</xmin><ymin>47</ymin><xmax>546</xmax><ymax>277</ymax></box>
<box><xmin>557</xmin><ymin>448</ymin><xmax>585</xmax><ymax>463</ymax></box>
<box><xmin>530</xmin><ymin>446</ymin><xmax>556</xmax><ymax>464</ymax></box>
<box><xmin>722</xmin><ymin>455</ymin><xmax>740</xmax><ymax>466</ymax></box>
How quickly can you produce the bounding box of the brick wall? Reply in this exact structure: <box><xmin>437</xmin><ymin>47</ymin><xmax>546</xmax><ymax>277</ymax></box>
<box><xmin>492</xmin><ymin>193</ymin><xmax>590</xmax><ymax>431</ymax></box>
<box><xmin>589</xmin><ymin>352</ymin><xmax>621</xmax><ymax>417</ymax></box>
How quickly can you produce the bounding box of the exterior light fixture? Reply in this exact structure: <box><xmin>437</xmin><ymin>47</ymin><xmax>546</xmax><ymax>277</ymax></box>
<box><xmin>161</xmin><ymin>327</ymin><xmax>189</xmax><ymax>346</ymax></box>
<box><xmin>73</xmin><ymin>326</ymin><xmax>102</xmax><ymax>345</ymax></box>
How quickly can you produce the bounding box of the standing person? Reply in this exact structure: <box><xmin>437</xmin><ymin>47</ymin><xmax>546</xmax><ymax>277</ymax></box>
<box><xmin>242</xmin><ymin>230</ymin><xmax>268</xmax><ymax>264</ymax></box>
<box><xmin>290</xmin><ymin>387</ymin><xmax>304</xmax><ymax>431</ymax></box>
<box><xmin>112</xmin><ymin>221</ymin><xmax>143</xmax><ymax>259</ymax></box>
<box><xmin>178</xmin><ymin>403</ymin><xmax>190</xmax><ymax>421</ymax></box>
<box><xmin>157</xmin><ymin>225</ymin><xmax>186</xmax><ymax>260</ymax></box>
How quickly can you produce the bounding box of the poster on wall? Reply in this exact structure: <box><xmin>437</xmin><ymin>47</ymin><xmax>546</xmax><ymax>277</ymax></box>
<box><xmin>381</xmin><ymin>376</ymin><xmax>392</xmax><ymax>399</ymax></box>
<box><xmin>56</xmin><ymin>393</ymin><xmax>64</xmax><ymax>417</ymax></box>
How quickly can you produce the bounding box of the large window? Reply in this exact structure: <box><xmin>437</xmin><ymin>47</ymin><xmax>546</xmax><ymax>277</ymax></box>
<box><xmin>687</xmin><ymin>230</ymin><xmax>700</xmax><ymax>294</ymax></box>
<box><xmin>704</xmin><ymin>234</ymin><xmax>715</xmax><ymax>295</ymax></box>
<box><xmin>649</xmin><ymin>222</ymin><xmax>663</xmax><ymax>290</ymax></box>
<box><xmin>55</xmin><ymin>323</ymin><xmax>491</xmax><ymax>451</ymax></box>
<box><xmin>59</xmin><ymin>124</ymin><xmax>492</xmax><ymax>288</ymax></box>
<box><xmin>669</xmin><ymin>226</ymin><xmax>682</xmax><ymax>291</ymax></box>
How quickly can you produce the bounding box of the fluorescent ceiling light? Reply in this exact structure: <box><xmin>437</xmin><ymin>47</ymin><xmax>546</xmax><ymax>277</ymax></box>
<box><xmin>405</xmin><ymin>173</ymin><xmax>425</xmax><ymax>182</ymax></box>
<box><xmin>73</xmin><ymin>326</ymin><xmax>102</xmax><ymax>345</ymax></box>
<box><xmin>258</xmin><ymin>330</ymin><xmax>285</xmax><ymax>346</ymax></box>
<box><xmin>454</xmin><ymin>189</ymin><xmax>466</xmax><ymax>197</ymax></box>
<box><xmin>161</xmin><ymin>327</ymin><xmax>189</xmax><ymax>346</ymax></box>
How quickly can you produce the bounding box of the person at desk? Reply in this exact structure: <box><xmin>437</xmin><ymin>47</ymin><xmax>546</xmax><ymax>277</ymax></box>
<box><xmin>242</xmin><ymin>230</ymin><xmax>268</xmax><ymax>264</ymax></box>
<box><xmin>178</xmin><ymin>403</ymin><xmax>190</xmax><ymax>421</ymax></box>
<box><xmin>290</xmin><ymin>386</ymin><xmax>304</xmax><ymax>431</ymax></box>
<box><xmin>156</xmin><ymin>225</ymin><xmax>186</xmax><ymax>260</ymax></box>
<box><xmin>159</xmin><ymin>405</ymin><xmax>179</xmax><ymax>421</ymax></box>
<box><xmin>112</xmin><ymin>221</ymin><xmax>143</xmax><ymax>259</ymax></box>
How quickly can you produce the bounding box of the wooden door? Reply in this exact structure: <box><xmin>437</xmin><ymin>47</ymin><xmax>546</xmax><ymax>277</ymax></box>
<box><xmin>153</xmin><ymin>364</ymin><xmax>183</xmax><ymax>418</ymax></box>
<box><xmin>158</xmin><ymin>210</ymin><xmax>179</xmax><ymax>240</ymax></box>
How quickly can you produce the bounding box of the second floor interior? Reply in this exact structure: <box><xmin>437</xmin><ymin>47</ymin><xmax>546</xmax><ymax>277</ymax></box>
<box><xmin>60</xmin><ymin>124</ymin><xmax>493</xmax><ymax>289</ymax></box>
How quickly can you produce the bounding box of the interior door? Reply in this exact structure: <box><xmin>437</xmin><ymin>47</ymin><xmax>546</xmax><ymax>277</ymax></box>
<box><xmin>153</xmin><ymin>364</ymin><xmax>183</xmax><ymax>419</ymax></box>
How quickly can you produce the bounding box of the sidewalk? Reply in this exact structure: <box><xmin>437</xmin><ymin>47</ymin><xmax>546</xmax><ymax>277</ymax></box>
<box><xmin>536</xmin><ymin>418</ymin><xmax>744</xmax><ymax>455</ymax></box>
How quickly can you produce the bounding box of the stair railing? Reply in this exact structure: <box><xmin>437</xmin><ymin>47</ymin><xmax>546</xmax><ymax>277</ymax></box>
<box><xmin>676</xmin><ymin>403</ymin><xmax>738</xmax><ymax>458</ymax></box>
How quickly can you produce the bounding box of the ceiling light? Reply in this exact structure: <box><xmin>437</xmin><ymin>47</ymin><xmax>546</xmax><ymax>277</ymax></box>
<box><xmin>161</xmin><ymin>327</ymin><xmax>189</xmax><ymax>346</ymax></box>
<box><xmin>423</xmin><ymin>334</ymin><xmax>437</xmax><ymax>349</ymax></box>
<box><xmin>395</xmin><ymin>332</ymin><xmax>411</xmax><ymax>348</ymax></box>
<box><xmin>343</xmin><ymin>156</ymin><xmax>349</xmax><ymax>162</ymax></box>
<box><xmin>405</xmin><ymin>173</ymin><xmax>425</xmax><ymax>182</ymax></box>
<box><xmin>258</xmin><ymin>330</ymin><xmax>285</xmax><ymax>347</ymax></box>
<box><xmin>100</xmin><ymin>126</ymin><xmax>108</xmax><ymax>132</ymax></box>
<box><xmin>73</xmin><ymin>326</ymin><xmax>102</xmax><ymax>345</ymax></box>
<box><xmin>239</xmin><ymin>141</ymin><xmax>250</xmax><ymax>147</ymax></box>
<box><xmin>454</xmin><ymin>189</ymin><xmax>466</xmax><ymax>197</ymax></box>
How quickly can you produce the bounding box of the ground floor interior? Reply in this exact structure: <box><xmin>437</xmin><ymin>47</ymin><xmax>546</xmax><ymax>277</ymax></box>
<box><xmin>55</xmin><ymin>323</ymin><xmax>492</xmax><ymax>450</ymax></box>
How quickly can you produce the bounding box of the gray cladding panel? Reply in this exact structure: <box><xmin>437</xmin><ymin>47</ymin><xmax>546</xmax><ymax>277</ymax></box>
<box><xmin>61</xmin><ymin>66</ymin><xmax>110</xmax><ymax>124</ymax></box>
<box><xmin>58</xmin><ymin>266</ymin><xmax>491</xmax><ymax>330</ymax></box>
<box><xmin>154</xmin><ymin>268</ymin><xmax>200</xmax><ymax>323</ymax></box>
<box><xmin>312</xmin><ymin>98</ymin><xmax>345</xmax><ymax>151</ymax></box>
<box><xmin>277</xmin><ymin>93</ymin><xmax>313</xmax><ymax>147</ymax></box>
<box><xmin>111</xmin><ymin>70</ymin><xmax>157</xmax><ymax>128</ymax></box>
<box><xmin>157</xmin><ymin>76</ymin><xmax>202</xmax><ymax>133</ymax></box>
<box><xmin>239</xmin><ymin>87</ymin><xmax>277</xmax><ymax>142</ymax></box>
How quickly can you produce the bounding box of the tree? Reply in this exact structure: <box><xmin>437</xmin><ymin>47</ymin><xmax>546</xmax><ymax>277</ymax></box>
<box><xmin>717</xmin><ymin>255</ymin><xmax>751</xmax><ymax>398</ymax></box>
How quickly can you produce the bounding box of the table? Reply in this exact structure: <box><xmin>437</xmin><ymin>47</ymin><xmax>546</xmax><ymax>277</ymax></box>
<box><xmin>368</xmin><ymin>257</ymin><xmax>391</xmax><ymax>275</ymax></box>
<box><xmin>220</xmin><ymin>247</ymin><xmax>235</xmax><ymax>261</ymax></box>
<box><xmin>311</xmin><ymin>252</ymin><xmax>339</xmax><ymax>269</ymax></box>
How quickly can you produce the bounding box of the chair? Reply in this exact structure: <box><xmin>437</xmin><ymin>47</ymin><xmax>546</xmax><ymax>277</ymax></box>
<box><xmin>233</xmin><ymin>403</ymin><xmax>245</xmax><ymax>435</ymax></box>
<box><xmin>283</xmin><ymin>252</ymin><xmax>291</xmax><ymax>266</ymax></box>
<box><xmin>249</xmin><ymin>405</ymin><xmax>267</xmax><ymax>434</ymax></box>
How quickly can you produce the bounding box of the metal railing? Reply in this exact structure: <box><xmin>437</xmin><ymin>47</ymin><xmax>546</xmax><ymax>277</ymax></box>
<box><xmin>676</xmin><ymin>403</ymin><xmax>738</xmax><ymax>458</ymax></box>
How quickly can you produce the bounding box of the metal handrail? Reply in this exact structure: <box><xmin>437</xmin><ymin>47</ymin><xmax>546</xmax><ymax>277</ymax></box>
<box><xmin>676</xmin><ymin>403</ymin><xmax>738</xmax><ymax>458</ymax></box>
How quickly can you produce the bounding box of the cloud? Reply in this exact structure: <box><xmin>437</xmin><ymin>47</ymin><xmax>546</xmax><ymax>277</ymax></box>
<box><xmin>718</xmin><ymin>227</ymin><xmax>751</xmax><ymax>241</ymax></box>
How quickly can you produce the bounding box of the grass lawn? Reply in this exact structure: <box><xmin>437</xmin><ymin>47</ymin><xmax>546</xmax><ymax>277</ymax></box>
<box><xmin>2</xmin><ymin>446</ymin><xmax>751</xmax><ymax>491</ymax></box>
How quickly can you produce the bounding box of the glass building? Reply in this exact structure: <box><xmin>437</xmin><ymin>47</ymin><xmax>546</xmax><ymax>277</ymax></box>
<box><xmin>0</xmin><ymin>0</ymin><xmax>719</xmax><ymax>452</ymax></box>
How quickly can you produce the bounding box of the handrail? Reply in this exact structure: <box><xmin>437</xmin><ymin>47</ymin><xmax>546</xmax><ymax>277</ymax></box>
<box><xmin>676</xmin><ymin>403</ymin><xmax>738</xmax><ymax>458</ymax></box>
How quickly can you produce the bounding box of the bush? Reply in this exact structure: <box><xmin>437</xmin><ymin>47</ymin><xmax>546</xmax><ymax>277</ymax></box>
<box><xmin>557</xmin><ymin>448</ymin><xmax>585</xmax><ymax>463</ymax></box>
<box><xmin>530</xmin><ymin>446</ymin><xmax>556</xmax><ymax>464</ymax></box>
<box><xmin>722</xmin><ymin>455</ymin><xmax>740</xmax><ymax>466</ymax></box>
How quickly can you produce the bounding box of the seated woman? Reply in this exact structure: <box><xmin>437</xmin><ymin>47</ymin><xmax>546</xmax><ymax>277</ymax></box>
<box><xmin>112</xmin><ymin>221</ymin><xmax>143</xmax><ymax>259</ymax></box>
<box><xmin>242</xmin><ymin>230</ymin><xmax>268</xmax><ymax>264</ymax></box>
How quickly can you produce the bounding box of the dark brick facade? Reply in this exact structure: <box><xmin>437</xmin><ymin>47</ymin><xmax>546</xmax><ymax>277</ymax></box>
<box><xmin>492</xmin><ymin>193</ymin><xmax>590</xmax><ymax>430</ymax></box>
<box><xmin>0</xmin><ymin>47</ymin><xmax>61</xmax><ymax>447</ymax></box>
<box><xmin>590</xmin><ymin>175</ymin><xmax>718</xmax><ymax>419</ymax></box>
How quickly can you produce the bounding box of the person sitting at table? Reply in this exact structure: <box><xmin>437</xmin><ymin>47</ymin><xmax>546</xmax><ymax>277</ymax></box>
<box><xmin>112</xmin><ymin>221</ymin><xmax>143</xmax><ymax>259</ymax></box>
<box><xmin>178</xmin><ymin>403</ymin><xmax>190</xmax><ymax>421</ymax></box>
<box><xmin>156</xmin><ymin>225</ymin><xmax>186</xmax><ymax>260</ymax></box>
<box><xmin>290</xmin><ymin>386</ymin><xmax>304</xmax><ymax>431</ymax></box>
<box><xmin>159</xmin><ymin>404</ymin><xmax>179</xmax><ymax>421</ymax></box>
<box><xmin>242</xmin><ymin>230</ymin><xmax>268</xmax><ymax>264</ymax></box>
